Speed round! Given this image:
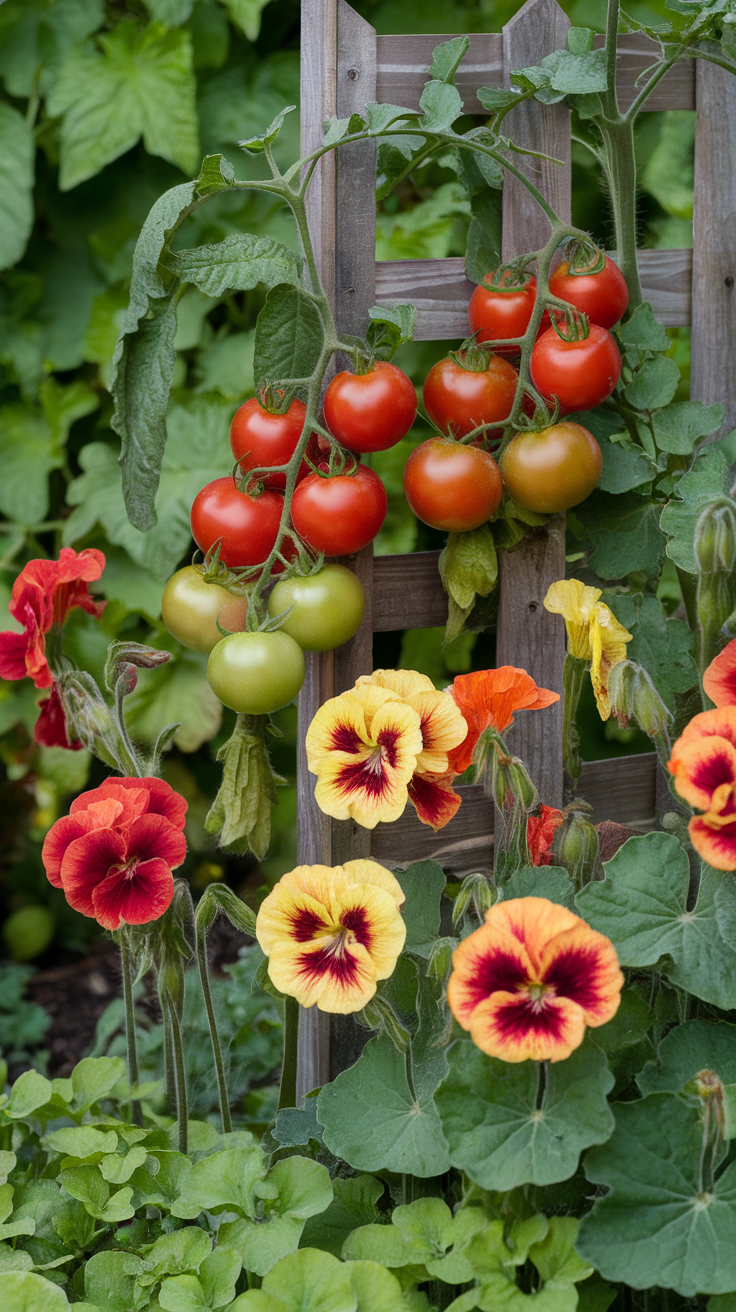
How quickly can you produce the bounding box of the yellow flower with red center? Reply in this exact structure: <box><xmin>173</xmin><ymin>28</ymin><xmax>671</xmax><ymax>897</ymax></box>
<box><xmin>668</xmin><ymin>705</ymin><xmax>736</xmax><ymax>869</ymax></box>
<box><xmin>544</xmin><ymin>579</ymin><xmax>632</xmax><ymax>719</ymax></box>
<box><xmin>447</xmin><ymin>896</ymin><xmax>623</xmax><ymax>1063</ymax></box>
<box><xmin>256</xmin><ymin>859</ymin><xmax>406</xmax><ymax>1012</ymax></box>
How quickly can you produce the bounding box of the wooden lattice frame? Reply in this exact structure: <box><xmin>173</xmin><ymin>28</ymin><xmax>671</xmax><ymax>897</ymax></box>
<box><xmin>295</xmin><ymin>0</ymin><xmax>736</xmax><ymax>1098</ymax></box>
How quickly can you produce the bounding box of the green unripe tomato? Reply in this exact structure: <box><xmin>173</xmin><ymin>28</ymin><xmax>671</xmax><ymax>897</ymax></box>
<box><xmin>3</xmin><ymin>905</ymin><xmax>54</xmax><ymax>962</ymax></box>
<box><xmin>162</xmin><ymin>566</ymin><xmax>249</xmax><ymax>654</ymax></box>
<box><xmin>267</xmin><ymin>564</ymin><xmax>365</xmax><ymax>652</ymax></box>
<box><xmin>207</xmin><ymin>630</ymin><xmax>305</xmax><ymax>714</ymax></box>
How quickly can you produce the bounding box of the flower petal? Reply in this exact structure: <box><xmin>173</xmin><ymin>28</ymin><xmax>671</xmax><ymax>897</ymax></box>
<box><xmin>60</xmin><ymin>828</ymin><xmax>127</xmax><ymax>916</ymax></box>
<box><xmin>408</xmin><ymin>770</ymin><xmax>462</xmax><ymax>830</ymax></box>
<box><xmin>407</xmin><ymin>689</ymin><xmax>468</xmax><ymax>774</ymax></box>
<box><xmin>689</xmin><ymin>815</ymin><xmax>736</xmax><ymax>871</ymax></box>
<box><xmin>267</xmin><ymin>936</ymin><xmax>378</xmax><ymax>1012</ymax></box>
<box><xmin>589</xmin><ymin>605</ymin><xmax>632</xmax><ymax>721</ymax></box>
<box><xmin>91</xmin><ymin>857</ymin><xmax>174</xmax><ymax>931</ymax></box>
<box><xmin>704</xmin><ymin>639</ymin><xmax>736</xmax><ymax>708</ymax></box>
<box><xmin>668</xmin><ymin>733</ymin><xmax>736</xmax><ymax>813</ymax></box>
<box><xmin>70</xmin><ymin>776</ymin><xmax>188</xmax><ymax>829</ymax></box>
<box><xmin>340</xmin><ymin>859</ymin><xmax>405</xmax><ymax>907</ymax></box>
<box><xmin>313</xmin><ymin>700</ymin><xmax>422</xmax><ymax>828</ymax></box>
<box><xmin>543</xmin><ymin>579</ymin><xmax>602</xmax><ymax>660</ymax></box>
<box><xmin>356</xmin><ymin>669</ymin><xmax>436</xmax><ymax>699</ymax></box>
<box><xmin>0</xmin><ymin>628</ymin><xmax>36</xmax><ymax>682</ymax></box>
<box><xmin>539</xmin><ymin>923</ymin><xmax>624</xmax><ymax>1027</ymax></box>
<box><xmin>124</xmin><ymin>813</ymin><xmax>187</xmax><ymax>870</ymax></box>
<box><xmin>448</xmin><ymin>667</ymin><xmax>559</xmax><ymax>773</ymax></box>
<box><xmin>447</xmin><ymin>920</ymin><xmax>535</xmax><ymax>1030</ymax></box>
<box><xmin>467</xmin><ymin>990</ymin><xmax>588</xmax><ymax>1062</ymax></box>
<box><xmin>256</xmin><ymin>868</ymin><xmax>337</xmax><ymax>958</ymax></box>
<box><xmin>527</xmin><ymin>805</ymin><xmax>565</xmax><ymax>866</ymax></box>
<box><xmin>42</xmin><ymin>811</ymin><xmax>98</xmax><ymax>888</ymax></box>
<box><xmin>33</xmin><ymin>683</ymin><xmax>81</xmax><ymax>750</ymax></box>
<box><xmin>70</xmin><ymin>780</ymin><xmax>151</xmax><ymax>824</ymax></box>
<box><xmin>305</xmin><ymin>693</ymin><xmax>370</xmax><ymax>769</ymax></box>
<box><xmin>338</xmin><ymin>883</ymin><xmax>407</xmax><ymax>979</ymax></box>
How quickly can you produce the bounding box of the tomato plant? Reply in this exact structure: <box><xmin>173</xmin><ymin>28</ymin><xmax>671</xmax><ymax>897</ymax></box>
<box><xmin>190</xmin><ymin>479</ymin><xmax>285</xmax><ymax>568</ymax></box>
<box><xmin>267</xmin><ymin>564</ymin><xmax>365</xmax><ymax>651</ymax></box>
<box><xmin>530</xmin><ymin>325</ymin><xmax>621</xmax><ymax>413</ymax></box>
<box><xmin>549</xmin><ymin>255</ymin><xmax>629</xmax><ymax>329</ymax></box>
<box><xmin>230</xmin><ymin>397</ymin><xmax>316</xmax><ymax>489</ymax></box>
<box><xmin>323</xmin><ymin>361</ymin><xmax>417</xmax><ymax>453</ymax></box>
<box><xmin>467</xmin><ymin>272</ymin><xmax>537</xmax><ymax>354</ymax></box>
<box><xmin>291</xmin><ymin>466</ymin><xmax>387</xmax><ymax>555</ymax></box>
<box><xmin>404</xmin><ymin>439</ymin><xmax>503</xmax><ymax>531</ymax></box>
<box><xmin>207</xmin><ymin>630</ymin><xmax>306</xmax><ymax>714</ymax></box>
<box><xmin>161</xmin><ymin>566</ymin><xmax>249</xmax><ymax>654</ymax></box>
<box><xmin>423</xmin><ymin>352</ymin><xmax>518</xmax><ymax>439</ymax></box>
<box><xmin>500</xmin><ymin>422</ymin><xmax>602</xmax><ymax>513</ymax></box>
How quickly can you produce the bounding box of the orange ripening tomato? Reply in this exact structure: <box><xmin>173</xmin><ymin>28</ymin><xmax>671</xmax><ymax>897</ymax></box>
<box><xmin>404</xmin><ymin>439</ymin><xmax>503</xmax><ymax>532</ymax></box>
<box><xmin>500</xmin><ymin>422</ymin><xmax>602</xmax><ymax>514</ymax></box>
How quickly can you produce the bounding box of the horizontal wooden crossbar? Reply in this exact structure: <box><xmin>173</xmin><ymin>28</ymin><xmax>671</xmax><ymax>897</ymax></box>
<box><xmin>374</xmin><ymin>248</ymin><xmax>693</xmax><ymax>339</ymax></box>
<box><xmin>370</xmin><ymin>752</ymin><xmax>658</xmax><ymax>873</ymax></box>
<box><xmin>375</xmin><ymin>31</ymin><xmax>695</xmax><ymax>114</ymax></box>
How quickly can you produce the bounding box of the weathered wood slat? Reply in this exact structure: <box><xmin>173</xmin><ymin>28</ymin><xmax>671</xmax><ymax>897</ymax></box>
<box><xmin>370</xmin><ymin>753</ymin><xmax>657</xmax><ymax>872</ymax></box>
<box><xmin>691</xmin><ymin>60</ymin><xmax>736</xmax><ymax>431</ymax></box>
<box><xmin>372</xmin><ymin>551</ymin><xmax>446</xmax><ymax>631</ymax></box>
<box><xmin>375</xmin><ymin>31</ymin><xmax>694</xmax><ymax>114</ymax></box>
<box><xmin>374</xmin><ymin>248</ymin><xmax>693</xmax><ymax>339</ymax></box>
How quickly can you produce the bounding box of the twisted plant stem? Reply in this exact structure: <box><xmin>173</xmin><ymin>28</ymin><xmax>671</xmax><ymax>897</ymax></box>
<box><xmin>120</xmin><ymin>941</ymin><xmax>142</xmax><ymax>1127</ymax></box>
<box><xmin>157</xmin><ymin>969</ymin><xmax>176</xmax><ymax>1117</ymax></box>
<box><xmin>279</xmin><ymin>995</ymin><xmax>299</xmax><ymax>1111</ymax></box>
<box><xmin>167</xmin><ymin>989</ymin><xmax>188</xmax><ymax>1154</ymax></box>
<box><xmin>196</xmin><ymin>923</ymin><xmax>233</xmax><ymax>1134</ymax></box>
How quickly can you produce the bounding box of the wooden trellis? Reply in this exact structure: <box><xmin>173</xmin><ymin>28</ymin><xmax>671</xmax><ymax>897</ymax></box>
<box><xmin>295</xmin><ymin>0</ymin><xmax>736</xmax><ymax>1099</ymax></box>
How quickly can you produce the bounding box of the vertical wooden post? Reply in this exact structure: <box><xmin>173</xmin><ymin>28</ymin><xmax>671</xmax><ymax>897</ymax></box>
<box><xmin>691</xmin><ymin>60</ymin><xmax>736</xmax><ymax>432</ymax></box>
<box><xmin>296</xmin><ymin>0</ymin><xmax>378</xmax><ymax>1100</ymax></box>
<box><xmin>496</xmin><ymin>0</ymin><xmax>571</xmax><ymax>809</ymax></box>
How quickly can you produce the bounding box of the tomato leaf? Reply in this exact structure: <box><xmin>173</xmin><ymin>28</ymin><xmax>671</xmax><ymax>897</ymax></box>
<box><xmin>623</xmin><ymin>355</ymin><xmax>680</xmax><ymax>410</ymax></box>
<box><xmin>576</xmin><ymin>491</ymin><xmax>666</xmax><ymax>578</ymax></box>
<box><xmin>205</xmin><ymin>713</ymin><xmax>284</xmax><ymax>858</ymax></box>
<box><xmin>366</xmin><ymin>304</ymin><xmax>416</xmax><ymax>361</ymax></box>
<box><xmin>604</xmin><ymin>590</ymin><xmax>697</xmax><ymax>713</ymax></box>
<box><xmin>239</xmin><ymin>103</ymin><xmax>296</xmax><ymax>153</ymax></box>
<box><xmin>0</xmin><ymin>104</ymin><xmax>34</xmax><ymax>272</ymax></box>
<box><xmin>617</xmin><ymin>302</ymin><xmax>671</xmax><ymax>353</ymax></box>
<box><xmin>167</xmin><ymin>234</ymin><xmax>303</xmax><ymax>298</ymax></box>
<box><xmin>253</xmin><ymin>283</ymin><xmax>324</xmax><ymax>390</ymax></box>
<box><xmin>419</xmin><ymin>80</ymin><xmax>463</xmax><ymax>133</ymax></box>
<box><xmin>439</xmin><ymin>525</ymin><xmax>499</xmax><ymax>612</ymax></box>
<box><xmin>652</xmin><ymin>399</ymin><xmax>724</xmax><ymax>455</ymax></box>
<box><xmin>195</xmin><ymin>152</ymin><xmax>235</xmax><ymax>196</ymax></box>
<box><xmin>429</xmin><ymin>36</ymin><xmax>471</xmax><ymax>85</ymax></box>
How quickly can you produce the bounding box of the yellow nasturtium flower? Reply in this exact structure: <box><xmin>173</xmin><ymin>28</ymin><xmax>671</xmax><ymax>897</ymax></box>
<box><xmin>544</xmin><ymin>579</ymin><xmax>632</xmax><ymax>719</ymax></box>
<box><xmin>256</xmin><ymin>860</ymin><xmax>407</xmax><ymax>1012</ymax></box>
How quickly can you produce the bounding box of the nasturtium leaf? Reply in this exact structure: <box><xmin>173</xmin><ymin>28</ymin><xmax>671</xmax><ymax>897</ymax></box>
<box><xmin>99</xmin><ymin>1145</ymin><xmax>148</xmax><ymax>1184</ymax></box>
<box><xmin>253</xmin><ymin>284</ymin><xmax>324</xmax><ymax>391</ymax></box>
<box><xmin>4</xmin><ymin>1070</ymin><xmax>52</xmax><ymax>1119</ymax></box>
<box><xmin>604</xmin><ymin>590</ymin><xmax>697</xmax><ymax>713</ymax></box>
<box><xmin>237</xmin><ymin>1248</ymin><xmax>357</xmax><ymax>1312</ymax></box>
<box><xmin>597</xmin><ymin>433</ymin><xmax>656</xmax><ymax>494</ymax></box>
<box><xmin>529</xmin><ymin>1216</ymin><xmax>593</xmax><ymax>1287</ymax></box>
<box><xmin>0</xmin><ymin>1152</ymin><xmax>16</xmax><ymax>1185</ymax></box>
<box><xmin>60</xmin><ymin>1166</ymin><xmax>135</xmax><ymax>1221</ymax></box>
<box><xmin>168</xmin><ymin>235</ymin><xmax>303</xmax><ymax>297</ymax></box>
<box><xmin>344</xmin><ymin>1260</ymin><xmax>407</xmax><ymax>1312</ymax></box>
<box><xmin>394</xmin><ymin>860</ymin><xmax>446</xmax><ymax>957</ymax></box>
<box><xmin>637</xmin><ymin>1019</ymin><xmax>736</xmax><ymax>1097</ymax></box>
<box><xmin>42</xmin><ymin>1126</ymin><xmax>118</xmax><ymax>1160</ymax></box>
<box><xmin>65</xmin><ymin>396</ymin><xmax>235</xmax><ymax>580</ymax></box>
<box><xmin>171</xmin><ymin>1146</ymin><xmax>269</xmax><ymax>1220</ymax></box>
<box><xmin>272</xmin><ymin>1101</ymin><xmax>322</xmax><ymax>1149</ymax></box>
<box><xmin>501</xmin><ymin>865</ymin><xmax>575</xmax><ymax>908</ymax></box>
<box><xmin>617</xmin><ymin>302</ymin><xmax>670</xmax><ymax>353</ymax></box>
<box><xmin>84</xmin><ymin>1250</ymin><xmax>144</xmax><ymax>1312</ymax></box>
<box><xmin>652</xmin><ymin>400</ymin><xmax>724</xmax><ymax>455</ymax></box>
<box><xmin>140</xmin><ymin>1226</ymin><xmax>212</xmax><ymax>1284</ymax></box>
<box><xmin>576</xmin><ymin>833</ymin><xmax>736</xmax><ymax>1008</ymax></box>
<box><xmin>623</xmin><ymin>354</ymin><xmax>680</xmax><ymax>411</ymax></box>
<box><xmin>344</xmin><ymin>1197</ymin><xmax>485</xmax><ymax>1284</ymax></box>
<box><xmin>0</xmin><ymin>403</ymin><xmax>65</xmax><ymax>525</ymax></box>
<box><xmin>576</xmin><ymin>492</ymin><xmax>665</xmax><ymax>579</ymax></box>
<box><xmin>436</xmin><ymin>1036</ymin><xmax>614</xmax><ymax>1190</ymax></box>
<box><xmin>660</xmin><ymin>445</ymin><xmax>731</xmax><ymax>573</ymax></box>
<box><xmin>198</xmin><ymin>1247</ymin><xmax>241</xmax><ymax>1309</ymax></box>
<box><xmin>301</xmin><ymin>1176</ymin><xmax>383</xmax><ymax>1258</ymax></box>
<box><xmin>47</xmin><ymin>21</ymin><xmax>199</xmax><ymax>189</ymax></box>
<box><xmin>429</xmin><ymin>36</ymin><xmax>471</xmax><ymax>84</ymax></box>
<box><xmin>158</xmin><ymin>1274</ymin><xmax>209</xmax><ymax>1312</ymax></box>
<box><xmin>578</xmin><ymin>1094</ymin><xmax>736</xmax><ymax>1296</ymax></box>
<box><xmin>219</xmin><ymin>1157</ymin><xmax>332</xmax><ymax>1277</ymax></box>
<box><xmin>223</xmin><ymin>0</ymin><xmax>272</xmax><ymax>43</ymax></box>
<box><xmin>4</xmin><ymin>1271</ymin><xmax>71</xmax><ymax>1311</ymax></box>
<box><xmin>419</xmin><ymin>80</ymin><xmax>463</xmax><ymax>132</ymax></box>
<box><xmin>0</xmin><ymin>104</ymin><xmax>34</xmax><ymax>272</ymax></box>
<box><xmin>317</xmin><ymin>1033</ymin><xmax>451</xmax><ymax>1177</ymax></box>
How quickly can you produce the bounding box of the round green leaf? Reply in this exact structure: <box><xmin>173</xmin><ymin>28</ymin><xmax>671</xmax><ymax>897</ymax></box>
<box><xmin>638</xmin><ymin>1019</ymin><xmax>736</xmax><ymax>1097</ymax></box>
<box><xmin>260</xmin><ymin>1248</ymin><xmax>357</xmax><ymax>1312</ymax></box>
<box><xmin>2</xmin><ymin>1272</ymin><xmax>70</xmax><ymax>1311</ymax></box>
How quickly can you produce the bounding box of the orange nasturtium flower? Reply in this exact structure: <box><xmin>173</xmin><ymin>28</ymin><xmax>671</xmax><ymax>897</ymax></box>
<box><xmin>668</xmin><ymin>706</ymin><xmax>736</xmax><ymax>870</ymax></box>
<box><xmin>544</xmin><ymin>579</ymin><xmax>632</xmax><ymax>720</ymax></box>
<box><xmin>256</xmin><ymin>860</ymin><xmax>406</xmax><ymax>1012</ymax></box>
<box><xmin>447</xmin><ymin>896</ymin><xmax>623</xmax><ymax>1063</ymax></box>
<box><xmin>527</xmin><ymin>805</ymin><xmax>566</xmax><ymax>866</ymax></box>
<box><xmin>703</xmin><ymin>638</ymin><xmax>736</xmax><ymax>708</ymax></box>
<box><xmin>447</xmin><ymin>667</ymin><xmax>559</xmax><ymax>775</ymax></box>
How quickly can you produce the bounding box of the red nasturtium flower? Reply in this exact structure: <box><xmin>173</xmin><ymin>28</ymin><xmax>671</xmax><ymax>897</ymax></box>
<box><xmin>668</xmin><ymin>706</ymin><xmax>736</xmax><ymax>870</ymax></box>
<box><xmin>447</xmin><ymin>667</ymin><xmax>560</xmax><ymax>774</ymax></box>
<box><xmin>33</xmin><ymin>683</ymin><xmax>82</xmax><ymax>751</ymax></box>
<box><xmin>0</xmin><ymin>548</ymin><xmax>106</xmax><ymax>689</ymax></box>
<box><xmin>448</xmin><ymin>897</ymin><xmax>622</xmax><ymax>1063</ymax></box>
<box><xmin>703</xmin><ymin>638</ymin><xmax>736</xmax><ymax>708</ymax></box>
<box><xmin>527</xmin><ymin>805</ymin><xmax>565</xmax><ymax>866</ymax></box>
<box><xmin>42</xmin><ymin>777</ymin><xmax>187</xmax><ymax>930</ymax></box>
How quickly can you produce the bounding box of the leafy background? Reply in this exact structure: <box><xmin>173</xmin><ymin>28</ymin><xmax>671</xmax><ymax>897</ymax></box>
<box><xmin>0</xmin><ymin>0</ymin><xmax>693</xmax><ymax>998</ymax></box>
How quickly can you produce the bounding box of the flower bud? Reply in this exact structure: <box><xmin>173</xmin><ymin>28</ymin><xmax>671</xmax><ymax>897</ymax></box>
<box><xmin>552</xmin><ymin>804</ymin><xmax>599</xmax><ymax>890</ymax></box>
<box><xmin>609</xmin><ymin>660</ymin><xmax>670</xmax><ymax>739</ymax></box>
<box><xmin>452</xmin><ymin>872</ymin><xmax>495</xmax><ymax>929</ymax></box>
<box><xmin>490</xmin><ymin>748</ymin><xmax>538</xmax><ymax>814</ymax></box>
<box><xmin>359</xmin><ymin>995</ymin><xmax>411</xmax><ymax>1053</ymax></box>
<box><xmin>427</xmin><ymin>936</ymin><xmax>457</xmax><ymax>984</ymax></box>
<box><xmin>695</xmin><ymin>499</ymin><xmax>736</xmax><ymax>576</ymax></box>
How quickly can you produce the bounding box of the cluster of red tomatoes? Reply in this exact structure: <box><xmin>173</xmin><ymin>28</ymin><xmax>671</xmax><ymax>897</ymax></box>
<box><xmin>406</xmin><ymin>254</ymin><xmax>628</xmax><ymax>527</ymax></box>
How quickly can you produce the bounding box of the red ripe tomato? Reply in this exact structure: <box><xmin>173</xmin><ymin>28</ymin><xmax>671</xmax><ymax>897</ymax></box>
<box><xmin>230</xmin><ymin>397</ymin><xmax>315</xmax><ymax>490</ymax></box>
<box><xmin>323</xmin><ymin>361</ymin><xmax>417</xmax><ymax>453</ymax></box>
<box><xmin>549</xmin><ymin>255</ymin><xmax>628</xmax><ymax>330</ymax></box>
<box><xmin>291</xmin><ymin>465</ymin><xmax>387</xmax><ymax>555</ymax></box>
<box><xmin>190</xmin><ymin>478</ymin><xmax>284</xmax><ymax>568</ymax></box>
<box><xmin>500</xmin><ymin>423</ymin><xmax>602</xmax><ymax>514</ymax></box>
<box><xmin>468</xmin><ymin>273</ymin><xmax>537</xmax><ymax>355</ymax></box>
<box><xmin>403</xmin><ymin>439</ymin><xmax>503</xmax><ymax>532</ymax></box>
<box><xmin>423</xmin><ymin>353</ymin><xmax>518</xmax><ymax>440</ymax></box>
<box><xmin>530</xmin><ymin>325</ymin><xmax>621</xmax><ymax>414</ymax></box>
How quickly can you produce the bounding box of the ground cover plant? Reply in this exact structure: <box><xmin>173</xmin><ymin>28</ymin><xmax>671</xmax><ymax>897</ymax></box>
<box><xmin>3</xmin><ymin>0</ymin><xmax>736</xmax><ymax>1309</ymax></box>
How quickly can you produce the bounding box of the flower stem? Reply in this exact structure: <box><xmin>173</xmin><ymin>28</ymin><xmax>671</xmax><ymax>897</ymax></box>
<box><xmin>195</xmin><ymin>924</ymin><xmax>232</xmax><ymax>1135</ymax></box>
<box><xmin>278</xmin><ymin>996</ymin><xmax>299</xmax><ymax>1111</ymax></box>
<box><xmin>158</xmin><ymin>971</ymin><xmax>176</xmax><ymax>1117</ymax></box>
<box><xmin>120</xmin><ymin>942</ymin><xmax>143</xmax><ymax>1127</ymax></box>
<box><xmin>535</xmin><ymin>1060</ymin><xmax>548</xmax><ymax>1111</ymax></box>
<box><xmin>167</xmin><ymin>991</ymin><xmax>188</xmax><ymax>1154</ymax></box>
<box><xmin>563</xmin><ymin>654</ymin><xmax>587</xmax><ymax>790</ymax></box>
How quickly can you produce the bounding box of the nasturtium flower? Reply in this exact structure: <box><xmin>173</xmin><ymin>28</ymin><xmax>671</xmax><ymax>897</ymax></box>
<box><xmin>447</xmin><ymin>896</ymin><xmax>623</xmax><ymax>1063</ymax></box>
<box><xmin>33</xmin><ymin>683</ymin><xmax>82</xmax><ymax>751</ymax></box>
<box><xmin>256</xmin><ymin>859</ymin><xmax>407</xmax><ymax>1012</ymax></box>
<box><xmin>527</xmin><ymin>805</ymin><xmax>565</xmax><ymax>866</ymax></box>
<box><xmin>408</xmin><ymin>769</ymin><xmax>463</xmax><ymax>831</ymax></box>
<box><xmin>0</xmin><ymin>548</ymin><xmax>106</xmax><ymax>690</ymax></box>
<box><xmin>357</xmin><ymin>668</ymin><xmax>468</xmax><ymax>774</ymax></box>
<box><xmin>703</xmin><ymin>639</ymin><xmax>736</xmax><ymax>707</ymax></box>
<box><xmin>42</xmin><ymin>777</ymin><xmax>187</xmax><ymax>930</ymax></box>
<box><xmin>668</xmin><ymin>706</ymin><xmax>736</xmax><ymax>869</ymax></box>
<box><xmin>447</xmin><ymin>667</ymin><xmax>559</xmax><ymax>775</ymax></box>
<box><xmin>544</xmin><ymin>579</ymin><xmax>631</xmax><ymax>719</ymax></box>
